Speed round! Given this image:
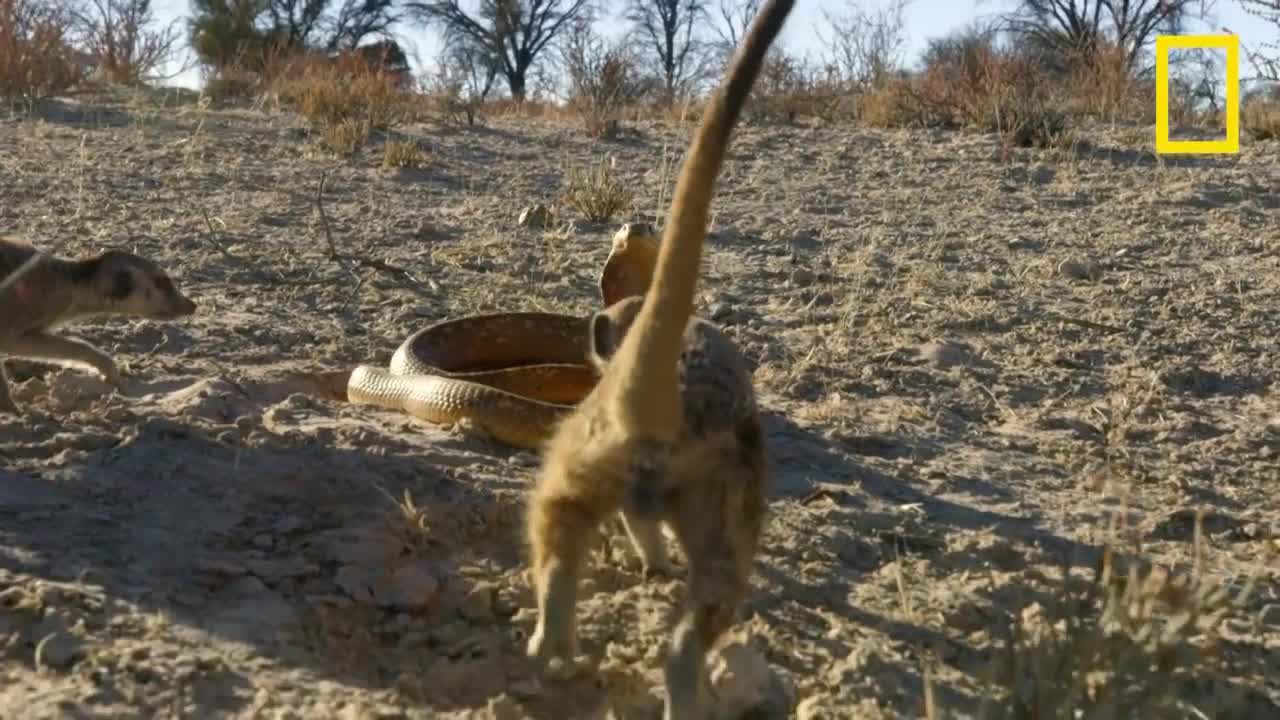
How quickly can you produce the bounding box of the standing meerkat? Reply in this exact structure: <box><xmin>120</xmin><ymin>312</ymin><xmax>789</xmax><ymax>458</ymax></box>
<box><xmin>0</xmin><ymin>236</ymin><xmax>198</xmax><ymax>414</ymax></box>
<box><xmin>522</xmin><ymin>0</ymin><xmax>795</xmax><ymax>717</ymax></box>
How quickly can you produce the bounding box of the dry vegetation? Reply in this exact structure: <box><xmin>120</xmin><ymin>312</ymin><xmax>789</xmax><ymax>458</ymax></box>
<box><xmin>2</xmin><ymin>3</ymin><xmax>1280</xmax><ymax>718</ymax></box>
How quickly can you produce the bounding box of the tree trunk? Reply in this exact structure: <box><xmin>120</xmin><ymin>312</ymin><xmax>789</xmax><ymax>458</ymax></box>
<box><xmin>507</xmin><ymin>70</ymin><xmax>527</xmax><ymax>100</ymax></box>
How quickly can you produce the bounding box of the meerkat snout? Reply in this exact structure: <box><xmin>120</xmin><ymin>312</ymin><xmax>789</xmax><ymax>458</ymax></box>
<box><xmin>89</xmin><ymin>250</ymin><xmax>197</xmax><ymax>320</ymax></box>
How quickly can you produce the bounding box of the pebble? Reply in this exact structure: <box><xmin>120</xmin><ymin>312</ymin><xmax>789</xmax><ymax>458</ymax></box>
<box><xmin>1057</xmin><ymin>258</ymin><xmax>1101</xmax><ymax>281</ymax></box>
<box><xmin>34</xmin><ymin>631</ymin><xmax>84</xmax><ymax>671</ymax></box>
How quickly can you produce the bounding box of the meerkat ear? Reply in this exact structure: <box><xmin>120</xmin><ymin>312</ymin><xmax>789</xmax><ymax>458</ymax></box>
<box><xmin>588</xmin><ymin>311</ymin><xmax>617</xmax><ymax>369</ymax></box>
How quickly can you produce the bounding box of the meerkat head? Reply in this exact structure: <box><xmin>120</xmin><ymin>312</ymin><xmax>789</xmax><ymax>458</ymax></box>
<box><xmin>79</xmin><ymin>250</ymin><xmax>197</xmax><ymax>320</ymax></box>
<box><xmin>587</xmin><ymin>295</ymin><xmax>645</xmax><ymax>372</ymax></box>
<box><xmin>598</xmin><ymin>223</ymin><xmax>661</xmax><ymax>307</ymax></box>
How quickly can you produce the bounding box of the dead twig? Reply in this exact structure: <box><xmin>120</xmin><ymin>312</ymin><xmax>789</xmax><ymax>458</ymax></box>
<box><xmin>314</xmin><ymin>172</ymin><xmax>428</xmax><ymax>294</ymax></box>
<box><xmin>1043</xmin><ymin>311</ymin><xmax>1128</xmax><ymax>335</ymax></box>
<box><xmin>198</xmin><ymin>207</ymin><xmax>306</xmax><ymax>285</ymax></box>
<box><xmin>198</xmin><ymin>209</ymin><xmax>241</xmax><ymax>263</ymax></box>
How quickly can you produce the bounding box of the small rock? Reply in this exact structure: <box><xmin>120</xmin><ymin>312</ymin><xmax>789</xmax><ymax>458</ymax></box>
<box><xmin>386</xmin><ymin>563</ymin><xmax>441</xmax><ymax>612</ymax></box>
<box><xmin>34</xmin><ymin>631</ymin><xmax>84</xmax><ymax>671</ymax></box>
<box><xmin>461</xmin><ymin>582</ymin><xmax>496</xmax><ymax>623</ymax></box>
<box><xmin>1056</xmin><ymin>258</ymin><xmax>1101</xmax><ymax>281</ymax></box>
<box><xmin>708</xmin><ymin>642</ymin><xmax>794</xmax><ymax>719</ymax></box>
<box><xmin>517</xmin><ymin>204</ymin><xmax>553</xmax><ymax>228</ymax></box>
<box><xmin>918</xmin><ymin>340</ymin><xmax>975</xmax><ymax>370</ymax></box>
<box><xmin>789</xmin><ymin>268</ymin><xmax>815</xmax><ymax>287</ymax></box>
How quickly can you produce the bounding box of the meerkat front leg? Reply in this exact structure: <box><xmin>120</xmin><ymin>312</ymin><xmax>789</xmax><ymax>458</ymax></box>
<box><xmin>3</xmin><ymin>331</ymin><xmax>123</xmax><ymax>389</ymax></box>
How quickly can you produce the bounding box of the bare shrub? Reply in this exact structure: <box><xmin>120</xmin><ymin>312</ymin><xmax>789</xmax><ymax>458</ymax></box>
<box><xmin>0</xmin><ymin>0</ymin><xmax>84</xmax><ymax>106</ymax></box>
<box><xmin>561</xmin><ymin>156</ymin><xmax>634</xmax><ymax>222</ymax></box>
<box><xmin>69</xmin><ymin>0</ymin><xmax>183</xmax><ymax>85</ymax></box>
<box><xmin>269</xmin><ymin>50</ymin><xmax>410</xmax><ymax>131</ymax></box>
<box><xmin>856</xmin><ymin>75</ymin><xmax>926</xmax><ymax>128</ymax></box>
<box><xmin>981</xmin><ymin>530</ymin><xmax>1264</xmax><ymax>718</ymax></box>
<box><xmin>739</xmin><ymin>47</ymin><xmax>824</xmax><ymax>122</ymax></box>
<box><xmin>199</xmin><ymin>64</ymin><xmax>259</xmax><ymax>103</ymax></box>
<box><xmin>560</xmin><ymin>16</ymin><xmax>652</xmax><ymax>139</ymax></box>
<box><xmin>817</xmin><ymin>0</ymin><xmax>910</xmax><ymax>93</ymax></box>
<box><xmin>422</xmin><ymin>39</ymin><xmax>498</xmax><ymax>126</ymax></box>
<box><xmin>913</xmin><ymin>26</ymin><xmax>1070</xmax><ymax>147</ymax></box>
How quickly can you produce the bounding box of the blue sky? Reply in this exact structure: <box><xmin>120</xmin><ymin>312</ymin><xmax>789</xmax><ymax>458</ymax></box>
<box><xmin>152</xmin><ymin>0</ymin><xmax>1279</xmax><ymax>90</ymax></box>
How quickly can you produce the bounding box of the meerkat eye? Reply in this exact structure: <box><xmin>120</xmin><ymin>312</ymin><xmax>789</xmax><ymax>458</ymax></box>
<box><xmin>108</xmin><ymin>270</ymin><xmax>134</xmax><ymax>299</ymax></box>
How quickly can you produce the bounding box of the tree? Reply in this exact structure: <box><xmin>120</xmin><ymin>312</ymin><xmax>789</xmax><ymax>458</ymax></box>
<box><xmin>328</xmin><ymin>0</ymin><xmax>399</xmax><ymax>49</ymax></box>
<box><xmin>70</xmin><ymin>0</ymin><xmax>184</xmax><ymax>84</ymax></box>
<box><xmin>188</xmin><ymin>0</ymin><xmax>398</xmax><ymax>70</ymax></box>
<box><xmin>1234</xmin><ymin>1</ymin><xmax>1279</xmax><ymax>81</ymax></box>
<box><xmin>708</xmin><ymin>0</ymin><xmax>756</xmax><ymax>60</ymax></box>
<box><xmin>425</xmin><ymin>35</ymin><xmax>500</xmax><ymax>124</ymax></box>
<box><xmin>817</xmin><ymin>0</ymin><xmax>909</xmax><ymax>90</ymax></box>
<box><xmin>188</xmin><ymin>0</ymin><xmax>269</xmax><ymax>70</ymax></box>
<box><xmin>623</xmin><ymin>0</ymin><xmax>711</xmax><ymax>104</ymax></box>
<box><xmin>406</xmin><ymin>0</ymin><xmax>593</xmax><ymax>100</ymax></box>
<box><xmin>1001</xmin><ymin>0</ymin><xmax>1216</xmax><ymax>73</ymax></box>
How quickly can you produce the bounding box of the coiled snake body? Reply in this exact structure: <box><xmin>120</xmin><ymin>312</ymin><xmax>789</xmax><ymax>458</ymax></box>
<box><xmin>346</xmin><ymin>225</ymin><xmax>660</xmax><ymax>449</ymax></box>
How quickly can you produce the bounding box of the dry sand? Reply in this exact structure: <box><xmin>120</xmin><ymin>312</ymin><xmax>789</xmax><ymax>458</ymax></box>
<box><xmin>1</xmin><ymin>91</ymin><xmax>1278</xmax><ymax>718</ymax></box>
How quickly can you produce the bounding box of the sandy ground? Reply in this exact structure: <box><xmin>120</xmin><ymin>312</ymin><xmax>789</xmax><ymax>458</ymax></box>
<box><xmin>1</xmin><ymin>91</ymin><xmax>1279</xmax><ymax>719</ymax></box>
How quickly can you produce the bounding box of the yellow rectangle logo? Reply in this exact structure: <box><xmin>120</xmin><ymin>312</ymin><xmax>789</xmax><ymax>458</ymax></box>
<box><xmin>1155</xmin><ymin>34</ymin><xmax>1239</xmax><ymax>154</ymax></box>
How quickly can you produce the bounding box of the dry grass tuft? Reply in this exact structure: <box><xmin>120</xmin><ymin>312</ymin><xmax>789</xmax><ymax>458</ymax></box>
<box><xmin>561</xmin><ymin>155</ymin><xmax>634</xmax><ymax>222</ymax></box>
<box><xmin>1244</xmin><ymin>94</ymin><xmax>1280</xmax><ymax>141</ymax></box>
<box><xmin>320</xmin><ymin>118</ymin><xmax>371</xmax><ymax>156</ymax></box>
<box><xmin>980</xmin><ymin>512</ymin><xmax>1266</xmax><ymax>719</ymax></box>
<box><xmin>287</xmin><ymin>56</ymin><xmax>406</xmax><ymax>130</ymax></box>
<box><xmin>381</xmin><ymin>139</ymin><xmax>425</xmax><ymax>170</ymax></box>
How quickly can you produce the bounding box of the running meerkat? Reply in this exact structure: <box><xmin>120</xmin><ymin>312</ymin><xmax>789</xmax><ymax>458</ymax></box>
<box><xmin>523</xmin><ymin>0</ymin><xmax>795</xmax><ymax>716</ymax></box>
<box><xmin>0</xmin><ymin>236</ymin><xmax>198</xmax><ymax>414</ymax></box>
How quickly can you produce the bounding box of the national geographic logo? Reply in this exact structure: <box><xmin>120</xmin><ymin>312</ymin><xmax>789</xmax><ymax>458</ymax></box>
<box><xmin>1155</xmin><ymin>34</ymin><xmax>1240</xmax><ymax>155</ymax></box>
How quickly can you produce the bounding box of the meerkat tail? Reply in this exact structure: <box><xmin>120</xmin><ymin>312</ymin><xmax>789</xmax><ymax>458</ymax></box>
<box><xmin>604</xmin><ymin>0</ymin><xmax>795</xmax><ymax>438</ymax></box>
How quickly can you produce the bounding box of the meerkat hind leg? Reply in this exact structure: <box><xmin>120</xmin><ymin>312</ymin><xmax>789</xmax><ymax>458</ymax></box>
<box><xmin>660</xmin><ymin>449</ymin><xmax>765</xmax><ymax>720</ymax></box>
<box><xmin>525</xmin><ymin>488</ymin><xmax>606</xmax><ymax>677</ymax></box>
<box><xmin>662</xmin><ymin>518</ymin><xmax>753</xmax><ymax>720</ymax></box>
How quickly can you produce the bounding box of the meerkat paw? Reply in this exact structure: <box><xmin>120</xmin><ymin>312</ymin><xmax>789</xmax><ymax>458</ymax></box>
<box><xmin>526</xmin><ymin>624</ymin><xmax>589</xmax><ymax>679</ymax></box>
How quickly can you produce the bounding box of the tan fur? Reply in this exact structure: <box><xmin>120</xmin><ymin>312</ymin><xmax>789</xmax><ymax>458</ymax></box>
<box><xmin>0</xmin><ymin>236</ymin><xmax>197</xmax><ymax>413</ymax></box>
<box><xmin>522</xmin><ymin>1</ymin><xmax>795</xmax><ymax>717</ymax></box>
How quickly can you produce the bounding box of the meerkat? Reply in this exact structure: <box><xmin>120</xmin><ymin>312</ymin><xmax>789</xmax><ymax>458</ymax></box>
<box><xmin>0</xmin><ymin>236</ymin><xmax>197</xmax><ymax>414</ymax></box>
<box><xmin>523</xmin><ymin>0</ymin><xmax>795</xmax><ymax>717</ymax></box>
